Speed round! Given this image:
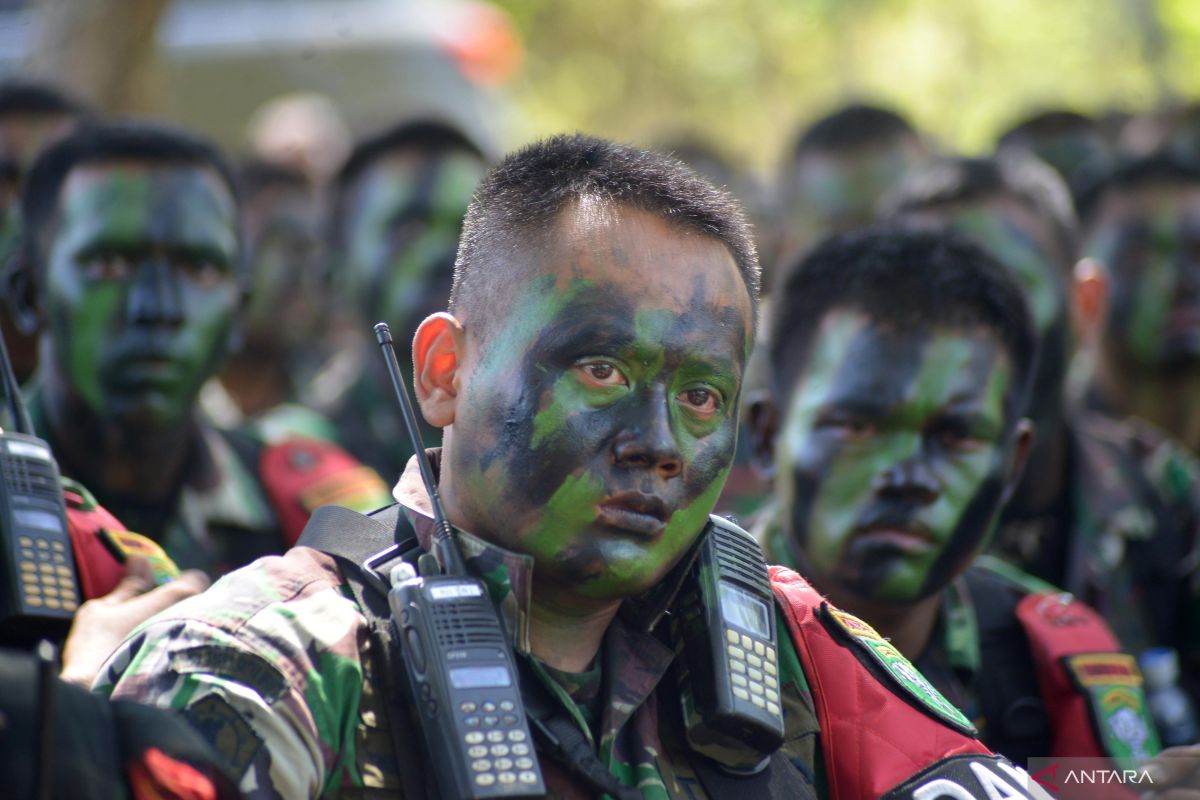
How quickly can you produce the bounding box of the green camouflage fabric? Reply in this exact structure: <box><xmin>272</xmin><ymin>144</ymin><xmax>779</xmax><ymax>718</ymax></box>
<box><xmin>989</xmin><ymin>412</ymin><xmax>1200</xmax><ymax>695</ymax></box>
<box><xmin>97</xmin><ymin>451</ymin><xmax>828</xmax><ymax>799</ymax></box>
<box><xmin>27</xmin><ymin>387</ymin><xmax>390</xmax><ymax>577</ymax></box>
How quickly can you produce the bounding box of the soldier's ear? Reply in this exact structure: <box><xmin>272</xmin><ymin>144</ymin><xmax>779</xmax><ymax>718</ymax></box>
<box><xmin>746</xmin><ymin>393</ymin><xmax>779</xmax><ymax>479</ymax></box>
<box><xmin>1001</xmin><ymin>418</ymin><xmax>1035</xmax><ymax>504</ymax></box>
<box><xmin>1071</xmin><ymin>257</ymin><xmax>1108</xmax><ymax>344</ymax></box>
<box><xmin>413</xmin><ymin>312</ymin><xmax>464</xmax><ymax>428</ymax></box>
<box><xmin>5</xmin><ymin>243</ymin><xmax>41</xmax><ymax>335</ymax></box>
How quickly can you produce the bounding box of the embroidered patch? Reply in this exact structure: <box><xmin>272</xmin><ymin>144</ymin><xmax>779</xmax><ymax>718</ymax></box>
<box><xmin>881</xmin><ymin>754</ymin><xmax>1042</xmax><ymax>799</ymax></box>
<box><xmin>822</xmin><ymin>604</ymin><xmax>976</xmax><ymax>735</ymax></box>
<box><xmin>183</xmin><ymin>694</ymin><xmax>264</xmax><ymax>778</ymax></box>
<box><xmin>169</xmin><ymin>646</ymin><xmax>288</xmax><ymax>704</ymax></box>
<box><xmin>1063</xmin><ymin>653</ymin><xmax>1159</xmax><ymax>768</ymax></box>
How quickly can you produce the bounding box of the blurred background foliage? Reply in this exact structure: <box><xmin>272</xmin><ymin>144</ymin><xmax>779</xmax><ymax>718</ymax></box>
<box><xmin>497</xmin><ymin>0</ymin><xmax>1199</xmax><ymax>172</ymax></box>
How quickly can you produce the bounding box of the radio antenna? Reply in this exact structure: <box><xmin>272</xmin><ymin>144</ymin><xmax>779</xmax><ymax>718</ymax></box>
<box><xmin>0</xmin><ymin>327</ymin><xmax>33</xmax><ymax>434</ymax></box>
<box><xmin>374</xmin><ymin>322</ymin><xmax>466</xmax><ymax>576</ymax></box>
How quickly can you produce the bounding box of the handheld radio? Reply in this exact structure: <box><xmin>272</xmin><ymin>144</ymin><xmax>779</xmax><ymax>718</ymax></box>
<box><xmin>374</xmin><ymin>322</ymin><xmax>546</xmax><ymax>799</ymax></box>
<box><xmin>674</xmin><ymin>515</ymin><xmax>784</xmax><ymax>771</ymax></box>
<box><xmin>0</xmin><ymin>330</ymin><xmax>78</xmax><ymax>644</ymax></box>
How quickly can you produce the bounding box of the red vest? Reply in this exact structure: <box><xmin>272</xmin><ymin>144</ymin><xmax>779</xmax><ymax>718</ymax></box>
<box><xmin>770</xmin><ymin>566</ymin><xmax>996</xmax><ymax>800</ymax></box>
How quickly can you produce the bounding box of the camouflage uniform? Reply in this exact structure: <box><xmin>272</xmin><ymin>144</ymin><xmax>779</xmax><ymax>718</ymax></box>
<box><xmin>755</xmin><ymin>503</ymin><xmax>1161</xmax><ymax>767</ymax></box>
<box><xmin>26</xmin><ymin>389</ymin><xmax>393</xmax><ymax>577</ymax></box>
<box><xmin>94</xmin><ymin>452</ymin><xmax>1027</xmax><ymax>799</ymax></box>
<box><xmin>989</xmin><ymin>412</ymin><xmax>1200</xmax><ymax>698</ymax></box>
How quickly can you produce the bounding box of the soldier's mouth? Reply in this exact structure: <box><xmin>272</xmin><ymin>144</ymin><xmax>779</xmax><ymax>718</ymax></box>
<box><xmin>852</xmin><ymin>522</ymin><xmax>936</xmax><ymax>554</ymax></box>
<box><xmin>596</xmin><ymin>492</ymin><xmax>669</xmax><ymax>538</ymax></box>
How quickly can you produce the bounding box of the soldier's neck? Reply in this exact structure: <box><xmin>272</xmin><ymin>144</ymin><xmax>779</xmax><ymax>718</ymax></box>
<box><xmin>835</xmin><ymin>588</ymin><xmax>943</xmax><ymax>663</ymax></box>
<box><xmin>219</xmin><ymin>349</ymin><xmax>293</xmax><ymax>417</ymax></box>
<box><xmin>527</xmin><ymin>586</ymin><xmax>621</xmax><ymax>673</ymax></box>
<box><xmin>1093</xmin><ymin>356</ymin><xmax>1200</xmax><ymax>452</ymax></box>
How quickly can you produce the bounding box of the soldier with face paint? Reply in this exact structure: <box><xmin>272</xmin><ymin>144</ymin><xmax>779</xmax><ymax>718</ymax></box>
<box><xmin>205</xmin><ymin>159</ymin><xmax>336</xmax><ymax>442</ymax></box>
<box><xmin>752</xmin><ymin>229</ymin><xmax>1161</xmax><ymax>768</ymax></box>
<box><xmin>315</xmin><ymin>119</ymin><xmax>490</xmax><ymax>482</ymax></box>
<box><xmin>9</xmin><ymin>122</ymin><xmax>391</xmax><ymax>576</ymax></box>
<box><xmin>996</xmin><ymin>110</ymin><xmax>1114</xmax><ymax>208</ymax></box>
<box><xmin>1077</xmin><ymin>153</ymin><xmax>1200</xmax><ymax>456</ymax></box>
<box><xmin>884</xmin><ymin>156</ymin><xmax>1200</xmax><ymax>709</ymax></box>
<box><xmin>98</xmin><ymin>136</ymin><xmax>1046</xmax><ymax>800</ymax></box>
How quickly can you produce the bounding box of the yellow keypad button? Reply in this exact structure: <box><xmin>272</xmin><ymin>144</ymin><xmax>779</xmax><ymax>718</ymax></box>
<box><xmin>519</xmin><ymin>771</ymin><xmax>538</xmax><ymax>784</ymax></box>
<box><xmin>36</xmin><ymin>540</ymin><xmax>48</xmax><ymax>549</ymax></box>
<box><xmin>56</xmin><ymin>566</ymin><xmax>72</xmax><ymax>577</ymax></box>
<box><xmin>730</xmin><ymin>660</ymin><xmax>747</xmax><ymax>674</ymax></box>
<box><xmin>51</xmin><ymin>542</ymin><xmax>64</xmax><ymax>552</ymax></box>
<box><xmin>767</xmin><ymin>701</ymin><xmax>781</xmax><ymax>716</ymax></box>
<box><xmin>26</xmin><ymin>596</ymin><xmax>42</xmax><ymax>607</ymax></box>
<box><xmin>727</xmin><ymin>645</ymin><xmax>746</xmax><ymax>660</ymax></box>
<box><xmin>471</xmin><ymin>759</ymin><xmax>492</xmax><ymax>772</ymax></box>
<box><xmin>494</xmin><ymin>758</ymin><xmax>514</xmax><ymax>771</ymax></box>
<box><xmin>764</xmin><ymin>661</ymin><xmax>777</xmax><ymax>676</ymax></box>
<box><xmin>465</xmin><ymin>732</ymin><xmax>485</xmax><ymax>744</ymax></box>
<box><xmin>468</xmin><ymin>745</ymin><xmax>488</xmax><ymax>758</ymax></box>
<box><xmin>765</xmin><ymin>675</ymin><xmax>779</xmax><ymax>690</ymax></box>
<box><xmin>754</xmin><ymin>641</ymin><xmax>766</xmax><ymax>656</ymax></box>
<box><xmin>738</xmin><ymin>633</ymin><xmax>751</xmax><ymax>648</ymax></box>
<box><xmin>750</xmin><ymin>682</ymin><xmax>764</xmax><ymax>695</ymax></box>
<box><xmin>731</xmin><ymin>674</ymin><xmax>748</xmax><ymax>687</ymax></box>
<box><xmin>475</xmin><ymin>774</ymin><xmax>496</xmax><ymax>787</ymax></box>
<box><xmin>62</xmin><ymin>600</ymin><xmax>78</xmax><ymax>612</ymax></box>
<box><xmin>766</xmin><ymin>647</ymin><xmax>776</xmax><ymax>663</ymax></box>
<box><xmin>38</xmin><ymin>564</ymin><xmax>53</xmax><ymax>574</ymax></box>
<box><xmin>766</xmin><ymin>688</ymin><xmax>780</xmax><ymax>703</ymax></box>
<box><xmin>726</xmin><ymin>629</ymin><xmax>739</xmax><ymax>644</ymax></box>
<box><xmin>43</xmin><ymin>585</ymin><xmax>58</xmax><ymax>597</ymax></box>
<box><xmin>490</xmin><ymin>745</ymin><xmax>509</xmax><ymax>757</ymax></box>
<box><xmin>44</xmin><ymin>598</ymin><xmax>60</xmax><ymax>609</ymax></box>
<box><xmin>747</xmin><ymin>653</ymin><xmax>763</xmax><ymax>668</ymax></box>
<box><xmin>507</xmin><ymin>730</ymin><xmax>527</xmax><ymax>743</ymax></box>
<box><xmin>498</xmin><ymin>772</ymin><xmax>516</xmax><ymax>785</ymax></box>
<box><xmin>751</xmin><ymin>695</ymin><xmax>766</xmax><ymax>708</ymax></box>
<box><xmin>732</xmin><ymin>687</ymin><xmax>750</xmax><ymax>701</ymax></box>
<box><xmin>20</xmin><ymin>561</ymin><xmax>35</xmax><ymax>572</ymax></box>
<box><xmin>516</xmin><ymin>758</ymin><xmax>535</xmax><ymax>770</ymax></box>
<box><xmin>749</xmin><ymin>668</ymin><xmax>763</xmax><ymax>682</ymax></box>
<box><xmin>18</xmin><ymin>537</ymin><xmax>31</xmax><ymax>547</ymax></box>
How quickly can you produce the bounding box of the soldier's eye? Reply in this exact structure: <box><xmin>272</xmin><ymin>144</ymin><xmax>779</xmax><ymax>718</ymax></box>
<box><xmin>678</xmin><ymin>387</ymin><xmax>720</xmax><ymax>417</ymax></box>
<box><xmin>81</xmin><ymin>253</ymin><xmax>134</xmax><ymax>281</ymax></box>
<box><xmin>576</xmin><ymin>361</ymin><xmax>627</xmax><ymax>388</ymax></box>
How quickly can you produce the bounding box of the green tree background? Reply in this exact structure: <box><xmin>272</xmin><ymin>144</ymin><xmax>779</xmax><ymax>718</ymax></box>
<box><xmin>495</xmin><ymin>0</ymin><xmax>1199</xmax><ymax>174</ymax></box>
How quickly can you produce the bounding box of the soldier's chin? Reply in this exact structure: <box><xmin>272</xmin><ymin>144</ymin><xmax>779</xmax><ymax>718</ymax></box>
<box><xmin>106</xmin><ymin>391</ymin><xmax>190</xmax><ymax>432</ymax></box>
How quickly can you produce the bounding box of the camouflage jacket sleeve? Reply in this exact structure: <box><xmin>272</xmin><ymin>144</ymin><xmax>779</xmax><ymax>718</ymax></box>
<box><xmin>93</xmin><ymin>547</ymin><xmax>368</xmax><ymax>799</ymax></box>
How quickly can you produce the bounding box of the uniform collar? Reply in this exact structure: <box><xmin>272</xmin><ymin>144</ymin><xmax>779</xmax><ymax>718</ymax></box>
<box><xmin>392</xmin><ymin>449</ymin><xmax>696</xmax><ymax>655</ymax></box>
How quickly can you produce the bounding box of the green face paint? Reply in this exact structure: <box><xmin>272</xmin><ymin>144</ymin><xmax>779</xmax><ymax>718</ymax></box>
<box><xmin>1085</xmin><ymin>185</ymin><xmax>1200</xmax><ymax>370</ymax></box>
<box><xmin>445</xmin><ymin>206</ymin><xmax>753</xmax><ymax>601</ymax></box>
<box><xmin>41</xmin><ymin>162</ymin><xmax>239</xmax><ymax>430</ymax></box>
<box><xmin>340</xmin><ymin>149</ymin><xmax>485</xmax><ymax>335</ymax></box>
<box><xmin>775</xmin><ymin>310</ymin><xmax>1016</xmax><ymax>605</ymax></box>
<box><xmin>241</xmin><ymin>182</ymin><xmax>322</xmax><ymax>351</ymax></box>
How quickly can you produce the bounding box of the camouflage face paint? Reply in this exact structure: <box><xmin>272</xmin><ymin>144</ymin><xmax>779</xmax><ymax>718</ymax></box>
<box><xmin>789</xmin><ymin>144</ymin><xmax>925</xmax><ymax>238</ymax></box>
<box><xmin>241</xmin><ymin>183</ymin><xmax>322</xmax><ymax>350</ymax></box>
<box><xmin>340</xmin><ymin>150</ymin><xmax>485</xmax><ymax>335</ymax></box>
<box><xmin>444</xmin><ymin>205</ymin><xmax>752</xmax><ymax>602</ymax></box>
<box><xmin>775</xmin><ymin>311</ymin><xmax>1016</xmax><ymax>605</ymax></box>
<box><xmin>41</xmin><ymin>162</ymin><xmax>239</xmax><ymax>430</ymax></box>
<box><xmin>1085</xmin><ymin>185</ymin><xmax>1200</xmax><ymax>370</ymax></box>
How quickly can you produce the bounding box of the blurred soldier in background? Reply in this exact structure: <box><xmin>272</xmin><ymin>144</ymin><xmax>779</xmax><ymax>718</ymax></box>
<box><xmin>774</xmin><ymin>103</ymin><xmax>931</xmax><ymax>278</ymax></box>
<box><xmin>314</xmin><ymin>118</ymin><xmax>489</xmax><ymax>481</ymax></box>
<box><xmin>1076</xmin><ymin>152</ymin><xmax>1200</xmax><ymax>456</ymax></box>
<box><xmin>886</xmin><ymin>154</ymin><xmax>1200</xmax><ymax>707</ymax></box>
<box><xmin>206</xmin><ymin>159</ymin><xmax>336</xmax><ymax>443</ymax></box>
<box><xmin>0</xmin><ymin>80</ymin><xmax>91</xmax><ymax>384</ymax></box>
<box><xmin>996</xmin><ymin>110</ymin><xmax>1114</xmax><ymax>207</ymax></box>
<box><xmin>8</xmin><ymin>121</ymin><xmax>390</xmax><ymax>576</ymax></box>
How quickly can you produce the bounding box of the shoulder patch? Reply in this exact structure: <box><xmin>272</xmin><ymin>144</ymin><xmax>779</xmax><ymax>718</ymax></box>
<box><xmin>881</xmin><ymin>754</ymin><xmax>1043</xmax><ymax>799</ymax></box>
<box><xmin>1063</xmin><ymin>653</ymin><xmax>1159</xmax><ymax>766</ymax></box>
<box><xmin>169</xmin><ymin>645</ymin><xmax>289</xmax><ymax>704</ymax></box>
<box><xmin>182</xmin><ymin>694</ymin><xmax>264</xmax><ymax>779</ymax></box>
<box><xmin>820</xmin><ymin>604</ymin><xmax>976</xmax><ymax>735</ymax></box>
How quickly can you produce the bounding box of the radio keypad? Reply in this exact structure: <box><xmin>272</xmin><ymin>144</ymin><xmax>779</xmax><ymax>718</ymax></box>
<box><xmin>460</xmin><ymin>696</ymin><xmax>539</xmax><ymax>791</ymax></box>
<box><xmin>17</xmin><ymin>533</ymin><xmax>77</xmax><ymax>613</ymax></box>
<box><xmin>724</xmin><ymin>626</ymin><xmax>781</xmax><ymax>720</ymax></box>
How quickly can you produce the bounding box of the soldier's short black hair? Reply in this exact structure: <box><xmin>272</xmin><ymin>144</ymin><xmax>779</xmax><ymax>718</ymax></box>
<box><xmin>769</xmin><ymin>229</ymin><xmax>1036</xmax><ymax>423</ymax></box>
<box><xmin>883</xmin><ymin>154</ymin><xmax>1079</xmax><ymax>270</ymax></box>
<box><xmin>1076</xmin><ymin>151</ymin><xmax>1200</xmax><ymax>224</ymax></box>
<box><xmin>997</xmin><ymin>110</ymin><xmax>1097</xmax><ymax>150</ymax></box>
<box><xmin>20</xmin><ymin>120</ymin><xmax>237</xmax><ymax>266</ymax></box>
<box><xmin>791</xmin><ymin>104</ymin><xmax>921</xmax><ymax>160</ymax></box>
<box><xmin>449</xmin><ymin>133</ymin><xmax>761</xmax><ymax>335</ymax></box>
<box><xmin>238</xmin><ymin>158</ymin><xmax>311</xmax><ymax>198</ymax></box>
<box><xmin>328</xmin><ymin>118</ymin><xmax>487</xmax><ymax>247</ymax></box>
<box><xmin>0</xmin><ymin>79</ymin><xmax>89</xmax><ymax>118</ymax></box>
